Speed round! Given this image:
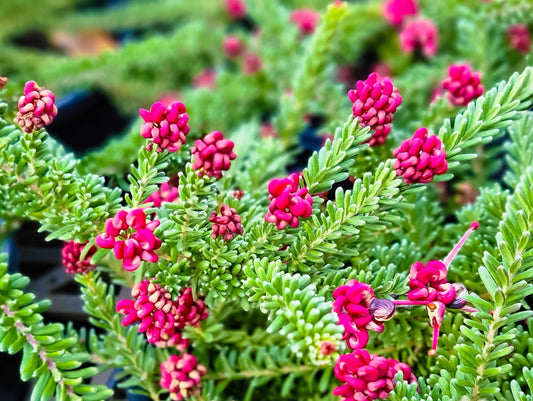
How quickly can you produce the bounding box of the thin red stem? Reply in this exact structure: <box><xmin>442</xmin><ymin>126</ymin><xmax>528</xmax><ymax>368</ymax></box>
<box><xmin>393</xmin><ymin>300</ymin><xmax>431</xmax><ymax>306</ymax></box>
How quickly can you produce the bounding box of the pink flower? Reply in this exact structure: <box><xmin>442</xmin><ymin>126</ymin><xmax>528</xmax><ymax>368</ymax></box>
<box><xmin>400</xmin><ymin>18</ymin><xmax>439</xmax><ymax>58</ymax></box>
<box><xmin>347</xmin><ymin>73</ymin><xmax>402</xmax><ymax>147</ymax></box>
<box><xmin>139</xmin><ymin>101</ymin><xmax>190</xmax><ymax>153</ymax></box>
<box><xmin>408</xmin><ymin>261</ymin><xmax>455</xmax><ymax>304</ymax></box>
<box><xmin>333</xmin><ymin>280</ymin><xmax>396</xmax><ymax>350</ymax></box>
<box><xmin>508</xmin><ymin>24</ymin><xmax>531</xmax><ymax>54</ymax></box>
<box><xmin>95</xmin><ymin>209</ymin><xmax>161</xmax><ymax>271</ymax></box>
<box><xmin>193</xmin><ymin>69</ymin><xmax>217</xmax><ymax>89</ymax></box>
<box><xmin>160</xmin><ymin>353</ymin><xmax>206</xmax><ymax>401</ymax></box>
<box><xmin>14</xmin><ymin>81</ymin><xmax>58</xmax><ymax>133</ymax></box>
<box><xmin>209</xmin><ymin>204</ymin><xmax>244</xmax><ymax>241</ymax></box>
<box><xmin>242</xmin><ymin>53</ymin><xmax>263</xmax><ymax>75</ymax></box>
<box><xmin>223</xmin><ymin>35</ymin><xmax>244</xmax><ymax>58</ymax></box>
<box><xmin>441</xmin><ymin>64</ymin><xmax>484</xmax><ymax>107</ymax></box>
<box><xmin>116</xmin><ymin>280</ymin><xmax>188</xmax><ymax>349</ymax></box>
<box><xmin>61</xmin><ymin>241</ymin><xmax>96</xmax><ymax>274</ymax></box>
<box><xmin>320</xmin><ymin>341</ymin><xmax>336</xmax><ymax>356</ymax></box>
<box><xmin>0</xmin><ymin>76</ymin><xmax>7</xmax><ymax>90</ymax></box>
<box><xmin>334</xmin><ymin>349</ymin><xmax>416</xmax><ymax>401</ymax></box>
<box><xmin>393</xmin><ymin>127</ymin><xmax>447</xmax><ymax>184</ymax></box>
<box><xmin>224</xmin><ymin>0</ymin><xmax>247</xmax><ymax>19</ymax></box>
<box><xmin>290</xmin><ymin>8</ymin><xmax>321</xmax><ymax>35</ymax></box>
<box><xmin>191</xmin><ymin>131</ymin><xmax>237</xmax><ymax>179</ymax></box>
<box><xmin>260</xmin><ymin>122</ymin><xmax>278</xmax><ymax>138</ymax></box>
<box><xmin>264</xmin><ymin>173</ymin><xmax>313</xmax><ymax>230</ymax></box>
<box><xmin>144</xmin><ymin>182</ymin><xmax>179</xmax><ymax>208</ymax></box>
<box><xmin>174</xmin><ymin>287</ymin><xmax>209</xmax><ymax>329</ymax></box>
<box><xmin>382</xmin><ymin>0</ymin><xmax>419</xmax><ymax>26</ymax></box>
<box><xmin>232</xmin><ymin>189</ymin><xmax>244</xmax><ymax>200</ymax></box>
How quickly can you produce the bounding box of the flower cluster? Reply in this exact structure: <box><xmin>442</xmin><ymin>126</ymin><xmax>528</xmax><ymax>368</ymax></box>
<box><xmin>95</xmin><ymin>209</ymin><xmax>161</xmax><ymax>271</ymax></box>
<box><xmin>400</xmin><ymin>18</ymin><xmax>439</xmax><ymax>58</ymax></box>
<box><xmin>14</xmin><ymin>80</ymin><xmax>58</xmax><ymax>133</ymax></box>
<box><xmin>191</xmin><ymin>131</ymin><xmax>236</xmax><ymax>179</ymax></box>
<box><xmin>61</xmin><ymin>241</ymin><xmax>96</xmax><ymax>274</ymax></box>
<box><xmin>347</xmin><ymin>73</ymin><xmax>402</xmax><ymax>146</ymax></box>
<box><xmin>393</xmin><ymin>127</ymin><xmax>447</xmax><ymax>184</ymax></box>
<box><xmin>441</xmin><ymin>64</ymin><xmax>484</xmax><ymax>107</ymax></box>
<box><xmin>223</xmin><ymin>35</ymin><xmax>244</xmax><ymax>58</ymax></box>
<box><xmin>0</xmin><ymin>76</ymin><xmax>7</xmax><ymax>90</ymax></box>
<box><xmin>160</xmin><ymin>353</ymin><xmax>207</xmax><ymax>401</ymax></box>
<box><xmin>144</xmin><ymin>182</ymin><xmax>179</xmax><ymax>208</ymax></box>
<box><xmin>116</xmin><ymin>280</ymin><xmax>208</xmax><ymax>349</ymax></box>
<box><xmin>382</xmin><ymin>0</ymin><xmax>419</xmax><ymax>26</ymax></box>
<box><xmin>334</xmin><ymin>349</ymin><xmax>416</xmax><ymax>401</ymax></box>
<box><xmin>232</xmin><ymin>189</ymin><xmax>244</xmax><ymax>200</ymax></box>
<box><xmin>242</xmin><ymin>53</ymin><xmax>263</xmax><ymax>75</ymax></box>
<box><xmin>224</xmin><ymin>0</ymin><xmax>247</xmax><ymax>20</ymax></box>
<box><xmin>139</xmin><ymin>101</ymin><xmax>190</xmax><ymax>152</ymax></box>
<box><xmin>508</xmin><ymin>24</ymin><xmax>531</xmax><ymax>54</ymax></box>
<box><xmin>209</xmin><ymin>204</ymin><xmax>244</xmax><ymax>241</ymax></box>
<box><xmin>193</xmin><ymin>69</ymin><xmax>216</xmax><ymax>89</ymax></box>
<box><xmin>408</xmin><ymin>260</ymin><xmax>455</xmax><ymax>304</ymax></box>
<box><xmin>264</xmin><ymin>173</ymin><xmax>313</xmax><ymax>230</ymax></box>
<box><xmin>333</xmin><ymin>280</ymin><xmax>395</xmax><ymax>350</ymax></box>
<box><xmin>290</xmin><ymin>8</ymin><xmax>320</xmax><ymax>35</ymax></box>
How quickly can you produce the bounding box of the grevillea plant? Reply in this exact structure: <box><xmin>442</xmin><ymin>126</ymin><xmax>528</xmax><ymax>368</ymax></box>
<box><xmin>0</xmin><ymin>1</ymin><xmax>533</xmax><ymax>401</ymax></box>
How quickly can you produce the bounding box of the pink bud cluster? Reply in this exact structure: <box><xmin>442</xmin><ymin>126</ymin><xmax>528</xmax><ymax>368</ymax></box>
<box><xmin>334</xmin><ymin>349</ymin><xmax>416</xmax><ymax>401</ymax></box>
<box><xmin>508</xmin><ymin>24</ymin><xmax>531</xmax><ymax>54</ymax></box>
<box><xmin>0</xmin><ymin>76</ymin><xmax>7</xmax><ymax>90</ymax></box>
<box><xmin>61</xmin><ymin>241</ymin><xmax>97</xmax><ymax>274</ymax></box>
<box><xmin>333</xmin><ymin>280</ymin><xmax>396</xmax><ymax>350</ymax></box>
<box><xmin>265</xmin><ymin>173</ymin><xmax>313</xmax><ymax>230</ymax></box>
<box><xmin>14</xmin><ymin>81</ymin><xmax>58</xmax><ymax>133</ymax></box>
<box><xmin>209</xmin><ymin>204</ymin><xmax>243</xmax><ymax>241</ymax></box>
<box><xmin>144</xmin><ymin>182</ymin><xmax>179</xmax><ymax>208</ymax></box>
<box><xmin>160</xmin><ymin>353</ymin><xmax>207</xmax><ymax>401</ymax></box>
<box><xmin>116</xmin><ymin>280</ymin><xmax>208</xmax><ymax>349</ymax></box>
<box><xmin>382</xmin><ymin>0</ymin><xmax>419</xmax><ymax>26</ymax></box>
<box><xmin>139</xmin><ymin>101</ymin><xmax>190</xmax><ymax>152</ymax></box>
<box><xmin>95</xmin><ymin>209</ymin><xmax>161</xmax><ymax>271</ymax></box>
<box><xmin>393</xmin><ymin>127</ymin><xmax>447</xmax><ymax>184</ymax></box>
<box><xmin>191</xmin><ymin>131</ymin><xmax>236</xmax><ymax>179</ymax></box>
<box><xmin>441</xmin><ymin>64</ymin><xmax>484</xmax><ymax>107</ymax></box>
<box><xmin>347</xmin><ymin>73</ymin><xmax>402</xmax><ymax>146</ymax></box>
<box><xmin>407</xmin><ymin>261</ymin><xmax>455</xmax><ymax>304</ymax></box>
<box><xmin>290</xmin><ymin>8</ymin><xmax>321</xmax><ymax>35</ymax></box>
<box><xmin>400</xmin><ymin>18</ymin><xmax>439</xmax><ymax>58</ymax></box>
<box><xmin>223</xmin><ymin>35</ymin><xmax>244</xmax><ymax>58</ymax></box>
<box><xmin>224</xmin><ymin>0</ymin><xmax>247</xmax><ymax>19</ymax></box>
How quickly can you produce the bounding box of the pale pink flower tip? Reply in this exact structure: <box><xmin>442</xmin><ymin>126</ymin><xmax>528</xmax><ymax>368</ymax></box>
<box><xmin>210</xmin><ymin>204</ymin><xmax>244</xmax><ymax>241</ymax></box>
<box><xmin>290</xmin><ymin>8</ymin><xmax>321</xmax><ymax>35</ymax></box>
<box><xmin>382</xmin><ymin>0</ymin><xmax>419</xmax><ymax>26</ymax></box>
<box><xmin>139</xmin><ymin>101</ymin><xmax>190</xmax><ymax>153</ymax></box>
<box><xmin>508</xmin><ymin>24</ymin><xmax>531</xmax><ymax>54</ymax></box>
<box><xmin>144</xmin><ymin>182</ymin><xmax>179</xmax><ymax>208</ymax></box>
<box><xmin>61</xmin><ymin>241</ymin><xmax>97</xmax><ymax>274</ymax></box>
<box><xmin>441</xmin><ymin>64</ymin><xmax>484</xmax><ymax>107</ymax></box>
<box><xmin>223</xmin><ymin>35</ymin><xmax>244</xmax><ymax>59</ymax></box>
<box><xmin>14</xmin><ymin>80</ymin><xmax>58</xmax><ymax>133</ymax></box>
<box><xmin>191</xmin><ymin>131</ymin><xmax>236</xmax><ymax>179</ymax></box>
<box><xmin>393</xmin><ymin>127</ymin><xmax>447</xmax><ymax>184</ymax></box>
<box><xmin>0</xmin><ymin>76</ymin><xmax>7</xmax><ymax>90</ymax></box>
<box><xmin>400</xmin><ymin>18</ymin><xmax>439</xmax><ymax>58</ymax></box>
<box><xmin>224</xmin><ymin>0</ymin><xmax>247</xmax><ymax>19</ymax></box>
<box><xmin>160</xmin><ymin>353</ymin><xmax>207</xmax><ymax>401</ymax></box>
<box><xmin>264</xmin><ymin>173</ymin><xmax>313</xmax><ymax>230</ymax></box>
<box><xmin>95</xmin><ymin>208</ymin><xmax>161</xmax><ymax>271</ymax></box>
<box><xmin>334</xmin><ymin>349</ymin><xmax>416</xmax><ymax>401</ymax></box>
<box><xmin>347</xmin><ymin>72</ymin><xmax>402</xmax><ymax>146</ymax></box>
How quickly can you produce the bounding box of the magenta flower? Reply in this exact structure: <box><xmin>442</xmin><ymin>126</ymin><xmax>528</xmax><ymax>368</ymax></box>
<box><xmin>139</xmin><ymin>101</ymin><xmax>190</xmax><ymax>153</ymax></box>
<box><xmin>209</xmin><ymin>204</ymin><xmax>244</xmax><ymax>241</ymax></box>
<box><xmin>223</xmin><ymin>35</ymin><xmax>244</xmax><ymax>59</ymax></box>
<box><xmin>174</xmin><ymin>287</ymin><xmax>209</xmax><ymax>329</ymax></box>
<box><xmin>348</xmin><ymin>73</ymin><xmax>402</xmax><ymax>146</ymax></box>
<box><xmin>61</xmin><ymin>241</ymin><xmax>96</xmax><ymax>274</ymax></box>
<box><xmin>224</xmin><ymin>0</ymin><xmax>247</xmax><ymax>19</ymax></box>
<box><xmin>0</xmin><ymin>76</ymin><xmax>7</xmax><ymax>90</ymax></box>
<box><xmin>160</xmin><ymin>353</ymin><xmax>206</xmax><ymax>401</ymax></box>
<box><xmin>232</xmin><ymin>189</ymin><xmax>244</xmax><ymax>200</ymax></box>
<box><xmin>95</xmin><ymin>209</ymin><xmax>161</xmax><ymax>271</ymax></box>
<box><xmin>441</xmin><ymin>64</ymin><xmax>484</xmax><ymax>107</ymax></box>
<box><xmin>333</xmin><ymin>280</ymin><xmax>396</xmax><ymax>350</ymax></box>
<box><xmin>264</xmin><ymin>173</ymin><xmax>313</xmax><ymax>230</ymax></box>
<box><xmin>242</xmin><ymin>53</ymin><xmax>263</xmax><ymax>75</ymax></box>
<box><xmin>400</xmin><ymin>18</ymin><xmax>439</xmax><ymax>58</ymax></box>
<box><xmin>508</xmin><ymin>24</ymin><xmax>531</xmax><ymax>54</ymax></box>
<box><xmin>191</xmin><ymin>131</ymin><xmax>236</xmax><ymax>179</ymax></box>
<box><xmin>382</xmin><ymin>0</ymin><xmax>419</xmax><ymax>26</ymax></box>
<box><xmin>14</xmin><ymin>81</ymin><xmax>58</xmax><ymax>133</ymax></box>
<box><xmin>290</xmin><ymin>8</ymin><xmax>321</xmax><ymax>35</ymax></box>
<box><xmin>193</xmin><ymin>69</ymin><xmax>217</xmax><ymax>89</ymax></box>
<box><xmin>144</xmin><ymin>182</ymin><xmax>179</xmax><ymax>208</ymax></box>
<box><xmin>116</xmin><ymin>280</ymin><xmax>188</xmax><ymax>349</ymax></box>
<box><xmin>334</xmin><ymin>349</ymin><xmax>416</xmax><ymax>401</ymax></box>
<box><xmin>393</xmin><ymin>127</ymin><xmax>447</xmax><ymax>184</ymax></box>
